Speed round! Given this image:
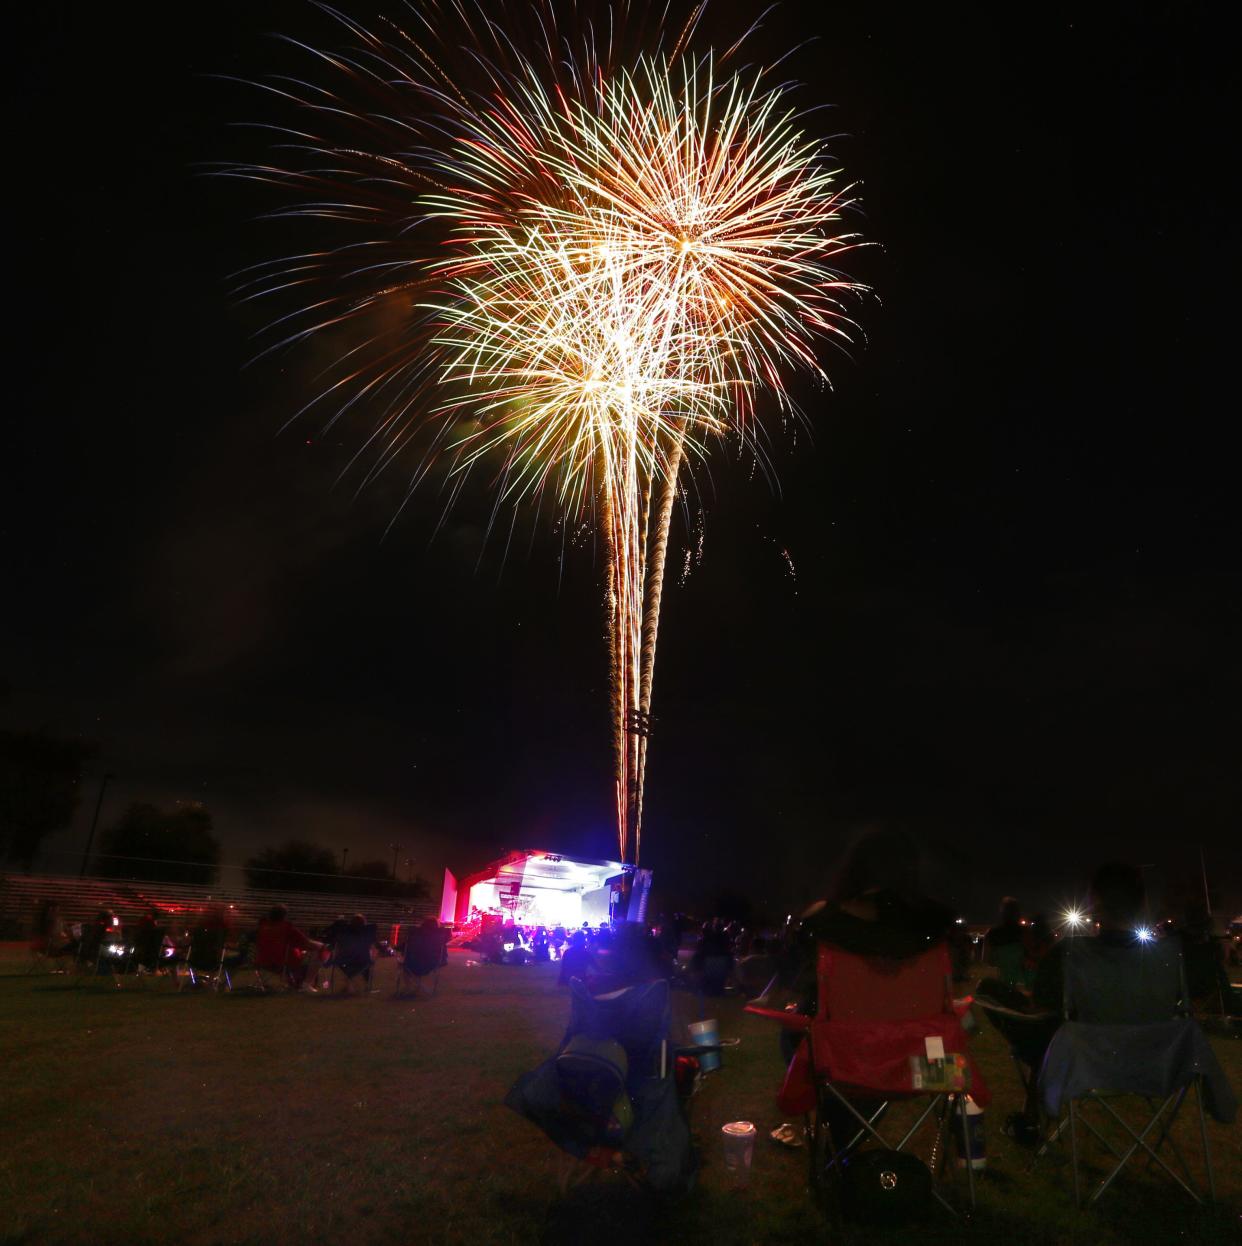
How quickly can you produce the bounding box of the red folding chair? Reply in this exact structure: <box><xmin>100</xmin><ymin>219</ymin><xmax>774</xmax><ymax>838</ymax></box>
<box><xmin>253</xmin><ymin>919</ymin><xmax>312</xmax><ymax>991</ymax></box>
<box><xmin>748</xmin><ymin>941</ymin><xmax>988</xmax><ymax>1216</ymax></box>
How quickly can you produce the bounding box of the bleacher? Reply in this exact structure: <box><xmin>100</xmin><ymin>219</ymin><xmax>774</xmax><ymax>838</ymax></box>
<box><xmin>0</xmin><ymin>872</ymin><xmax>438</xmax><ymax>941</ymax></box>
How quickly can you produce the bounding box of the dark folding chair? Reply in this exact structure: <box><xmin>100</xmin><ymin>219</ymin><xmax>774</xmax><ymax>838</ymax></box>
<box><xmin>125</xmin><ymin>925</ymin><xmax>173</xmax><ymax>987</ymax></box>
<box><xmin>73</xmin><ymin>919</ymin><xmax>124</xmax><ymax>988</ymax></box>
<box><xmin>506</xmin><ymin>976</ymin><xmax>711</xmax><ymax>1196</ymax></box>
<box><xmin>1039</xmin><ymin>935</ymin><xmax>1232</xmax><ymax>1207</ymax></box>
<box><xmin>396</xmin><ymin>929</ymin><xmax>442</xmax><ymax>997</ymax></box>
<box><xmin>326</xmin><ymin>924</ymin><xmax>377</xmax><ymax>994</ymax></box>
<box><xmin>177</xmin><ymin>927</ymin><xmax>232</xmax><ymax>992</ymax></box>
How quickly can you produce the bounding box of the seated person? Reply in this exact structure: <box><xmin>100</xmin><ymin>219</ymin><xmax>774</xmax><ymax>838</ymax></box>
<box><xmin>985</xmin><ymin>896</ymin><xmax>1031</xmax><ymax>988</ymax></box>
<box><xmin>75</xmin><ymin>910</ymin><xmax>118</xmax><ymax>967</ymax></box>
<box><xmin>1178</xmin><ymin>899</ymin><xmax>1238</xmax><ymax>1016</ymax></box>
<box><xmin>587</xmin><ymin>923</ymin><xmax>666</xmax><ymax>993</ymax></box>
<box><xmin>782</xmin><ymin>823</ymin><xmax>956</xmax><ymax>997</ymax></box>
<box><xmin>329</xmin><ymin>913</ymin><xmax>376</xmax><ymax>988</ymax></box>
<box><xmin>1026</xmin><ymin>912</ymin><xmax>1056</xmax><ymax>968</ymax></box>
<box><xmin>693</xmin><ymin>919</ymin><xmax>734</xmax><ymax>996</ymax></box>
<box><xmin>255</xmin><ymin>903</ymin><xmax>314</xmax><ymax>987</ymax></box>
<box><xmin>130</xmin><ymin>906</ymin><xmax>173</xmax><ymax>973</ymax></box>
<box><xmin>977</xmin><ymin>861</ymin><xmax>1152</xmax><ymax>1140</ymax></box>
<box><xmin>399</xmin><ymin>918</ymin><xmax>448</xmax><ymax>992</ymax></box>
<box><xmin>765</xmin><ymin>824</ymin><xmax>959</xmax><ymax>1136</ymax></box>
<box><xmin>501</xmin><ymin>923</ymin><xmax>531</xmax><ymax>965</ymax></box>
<box><xmin>558</xmin><ymin>929</ymin><xmax>591</xmax><ymax>986</ymax></box>
<box><xmin>34</xmin><ymin>900</ymin><xmax>73</xmax><ymax>961</ymax></box>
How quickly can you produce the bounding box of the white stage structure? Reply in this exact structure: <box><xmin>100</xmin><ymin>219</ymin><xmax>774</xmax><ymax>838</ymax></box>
<box><xmin>443</xmin><ymin>850</ymin><xmax>652</xmax><ymax>927</ymax></box>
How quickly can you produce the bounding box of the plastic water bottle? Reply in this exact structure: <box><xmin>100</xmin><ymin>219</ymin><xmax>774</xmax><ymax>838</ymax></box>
<box><xmin>955</xmin><ymin>1095</ymin><xmax>987</xmax><ymax>1170</ymax></box>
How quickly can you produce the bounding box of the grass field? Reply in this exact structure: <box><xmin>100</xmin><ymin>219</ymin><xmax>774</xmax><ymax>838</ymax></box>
<box><xmin>1</xmin><ymin>945</ymin><xmax>1238</xmax><ymax>1246</ymax></box>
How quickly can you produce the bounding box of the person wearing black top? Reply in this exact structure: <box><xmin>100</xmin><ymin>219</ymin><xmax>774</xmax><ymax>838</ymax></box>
<box><xmin>776</xmin><ymin>824</ymin><xmax>956</xmax><ymax>1016</ymax></box>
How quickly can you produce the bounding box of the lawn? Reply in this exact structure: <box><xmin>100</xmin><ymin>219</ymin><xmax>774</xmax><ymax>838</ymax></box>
<box><xmin>1</xmin><ymin>945</ymin><xmax>1238</xmax><ymax>1246</ymax></box>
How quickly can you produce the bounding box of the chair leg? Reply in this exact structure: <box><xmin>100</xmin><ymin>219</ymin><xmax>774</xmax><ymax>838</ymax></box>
<box><xmin>807</xmin><ymin>1094</ymin><xmax>842</xmax><ymax>1220</ymax></box>
<box><xmin>1088</xmin><ymin>1091</ymin><xmax>1201</xmax><ymax>1207</ymax></box>
<box><xmin>1194</xmin><ymin>1076</ymin><xmax>1215</xmax><ymax>1204</ymax></box>
<box><xmin>958</xmin><ymin>1093</ymin><xmax>976</xmax><ymax>1214</ymax></box>
<box><xmin>1037</xmin><ymin>1112</ymin><xmax>1071</xmax><ymax>1159</ymax></box>
<box><xmin>1069</xmin><ymin>1098</ymin><xmax>1081</xmax><ymax>1209</ymax></box>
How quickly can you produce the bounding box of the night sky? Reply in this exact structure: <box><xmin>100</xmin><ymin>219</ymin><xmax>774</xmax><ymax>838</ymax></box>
<box><xmin>6</xmin><ymin>2</ymin><xmax>1238</xmax><ymax>920</ymax></box>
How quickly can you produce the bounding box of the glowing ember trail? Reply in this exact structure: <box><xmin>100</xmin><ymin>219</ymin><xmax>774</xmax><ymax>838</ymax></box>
<box><xmin>224</xmin><ymin>5</ymin><xmax>867</xmax><ymax>866</ymax></box>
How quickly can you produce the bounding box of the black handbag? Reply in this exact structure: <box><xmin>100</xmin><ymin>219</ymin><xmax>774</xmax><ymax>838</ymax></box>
<box><xmin>840</xmin><ymin>1149</ymin><xmax>933</xmax><ymax>1223</ymax></box>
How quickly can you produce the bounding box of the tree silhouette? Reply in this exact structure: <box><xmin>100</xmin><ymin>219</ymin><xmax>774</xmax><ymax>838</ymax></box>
<box><xmin>243</xmin><ymin>841</ymin><xmax>429</xmax><ymax>898</ymax></box>
<box><xmin>244</xmin><ymin>839</ymin><xmax>341</xmax><ymax>892</ymax></box>
<box><xmin>0</xmin><ymin>730</ymin><xmax>98</xmax><ymax>870</ymax></box>
<box><xmin>95</xmin><ymin>802</ymin><xmax>220</xmax><ymax>885</ymax></box>
<box><xmin>344</xmin><ymin>859</ymin><xmax>429</xmax><ymax>899</ymax></box>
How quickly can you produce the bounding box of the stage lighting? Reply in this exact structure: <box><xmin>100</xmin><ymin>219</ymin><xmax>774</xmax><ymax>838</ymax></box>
<box><xmin>1135</xmin><ymin>926</ymin><xmax>1154</xmax><ymax>943</ymax></box>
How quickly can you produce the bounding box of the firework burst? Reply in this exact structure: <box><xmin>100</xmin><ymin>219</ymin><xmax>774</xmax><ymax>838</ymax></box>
<box><xmin>224</xmin><ymin>3</ymin><xmax>867</xmax><ymax>865</ymax></box>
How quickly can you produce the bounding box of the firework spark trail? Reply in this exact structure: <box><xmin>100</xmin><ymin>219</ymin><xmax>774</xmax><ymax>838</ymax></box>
<box><xmin>634</xmin><ymin>429</ymin><xmax>686</xmax><ymax>863</ymax></box>
<box><xmin>429</xmin><ymin>226</ymin><xmax>730</xmax><ymax>862</ymax></box>
<box><xmin>227</xmin><ymin>5</ymin><xmax>867</xmax><ymax>865</ymax></box>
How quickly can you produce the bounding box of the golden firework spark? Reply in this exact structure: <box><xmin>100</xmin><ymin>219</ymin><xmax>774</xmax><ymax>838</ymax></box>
<box><xmin>227</xmin><ymin>7</ymin><xmax>868</xmax><ymax>866</ymax></box>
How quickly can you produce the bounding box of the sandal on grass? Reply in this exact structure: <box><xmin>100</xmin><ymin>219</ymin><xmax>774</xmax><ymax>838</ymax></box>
<box><xmin>770</xmin><ymin>1123</ymin><xmax>804</xmax><ymax>1148</ymax></box>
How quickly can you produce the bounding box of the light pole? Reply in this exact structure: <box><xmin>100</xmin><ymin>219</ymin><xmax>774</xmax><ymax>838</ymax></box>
<box><xmin>390</xmin><ymin>843</ymin><xmax>400</xmax><ymax>881</ymax></box>
<box><xmin>341</xmin><ymin>846</ymin><xmax>349</xmax><ymax>875</ymax></box>
<box><xmin>79</xmin><ymin>772</ymin><xmax>115</xmax><ymax>878</ymax></box>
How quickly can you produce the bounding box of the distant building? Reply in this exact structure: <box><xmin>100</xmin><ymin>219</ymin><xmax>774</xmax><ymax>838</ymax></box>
<box><xmin>442</xmin><ymin>849</ymin><xmax>652</xmax><ymax>926</ymax></box>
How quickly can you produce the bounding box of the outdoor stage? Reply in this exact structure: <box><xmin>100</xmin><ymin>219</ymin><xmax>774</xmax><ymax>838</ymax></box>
<box><xmin>442</xmin><ymin>849</ymin><xmax>653</xmax><ymax>928</ymax></box>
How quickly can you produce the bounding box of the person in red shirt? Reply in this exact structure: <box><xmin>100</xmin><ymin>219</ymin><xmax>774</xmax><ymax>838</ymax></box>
<box><xmin>255</xmin><ymin>903</ymin><xmax>316</xmax><ymax>988</ymax></box>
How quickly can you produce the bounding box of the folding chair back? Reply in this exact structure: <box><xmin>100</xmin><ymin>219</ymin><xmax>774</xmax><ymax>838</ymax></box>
<box><xmin>554</xmin><ymin>1035</ymin><xmax>633</xmax><ymax>1146</ymax></box>
<box><xmin>329</xmin><ymin>926</ymin><xmax>371</xmax><ymax>965</ymax></box>
<box><xmin>77</xmin><ymin>922</ymin><xmax>106</xmax><ymax>968</ymax></box>
<box><xmin>989</xmin><ymin>941</ymin><xmax>1028</xmax><ymax>988</ymax></box>
<box><xmin>255</xmin><ymin>920</ymin><xmax>290</xmax><ymax>967</ymax></box>
<box><xmin>181</xmin><ymin>927</ymin><xmax>231</xmax><ymax>991</ymax></box>
<box><xmin>506</xmin><ymin>975</ymin><xmax>697</xmax><ymax>1195</ymax></box>
<box><xmin>73</xmin><ymin>920</ymin><xmax>118</xmax><ymax>984</ymax></box>
<box><xmin>818</xmin><ymin>943</ymin><xmax>951</xmax><ymax>1022</ymax></box>
<box><xmin>128</xmin><ymin>926</ymin><xmax>170</xmax><ymax>980</ymax></box>
<box><xmin>253</xmin><ymin>919</ymin><xmax>302</xmax><ymax>988</ymax></box>
<box><xmin>568</xmin><ymin>977</ymin><xmax>669</xmax><ymax>1077</ymax></box>
<box><xmin>397</xmin><ymin>929</ymin><xmax>443</xmax><ymax>996</ymax></box>
<box><xmin>1041</xmin><ymin>935</ymin><xmax>1221</xmax><ymax>1207</ymax></box>
<box><xmin>790</xmin><ymin>941</ymin><xmax>983</xmax><ymax>1217</ymax></box>
<box><xmin>1064</xmin><ymin>936</ymin><xmax>1185</xmax><ymax>1024</ymax></box>
<box><xmin>328</xmin><ymin>924</ymin><xmax>376</xmax><ymax>991</ymax></box>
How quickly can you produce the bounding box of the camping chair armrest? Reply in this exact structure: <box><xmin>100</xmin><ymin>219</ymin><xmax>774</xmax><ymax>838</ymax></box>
<box><xmin>972</xmin><ymin>995</ymin><xmax>1057</xmax><ymax>1022</ymax></box>
<box><xmin>744</xmin><ymin>1003</ymin><xmax>813</xmax><ymax>1030</ymax></box>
